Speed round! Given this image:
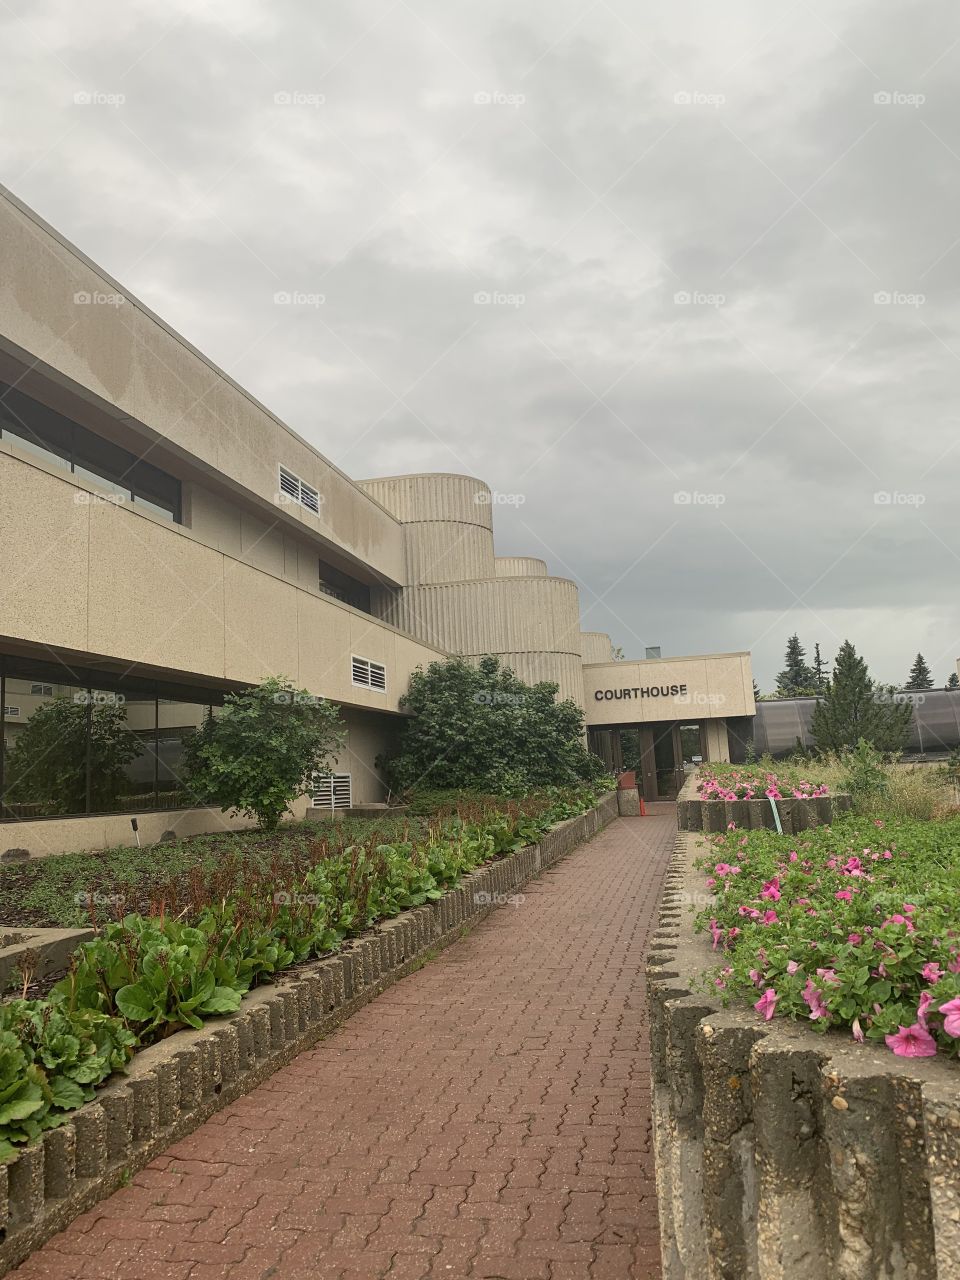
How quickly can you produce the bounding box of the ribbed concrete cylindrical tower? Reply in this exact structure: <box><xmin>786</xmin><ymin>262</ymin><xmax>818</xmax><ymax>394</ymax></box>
<box><xmin>495</xmin><ymin>556</ymin><xmax>548</xmax><ymax>578</ymax></box>
<box><xmin>359</xmin><ymin>474</ymin><xmax>585</xmax><ymax>706</ymax></box>
<box><xmin>581</xmin><ymin>631</ymin><xmax>615</xmax><ymax>664</ymax></box>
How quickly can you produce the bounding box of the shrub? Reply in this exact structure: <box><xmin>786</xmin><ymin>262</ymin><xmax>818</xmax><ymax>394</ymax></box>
<box><xmin>380</xmin><ymin>656</ymin><xmax>606</xmax><ymax>794</ymax></box>
<box><xmin>181</xmin><ymin>676</ymin><xmax>345</xmax><ymax>830</ymax></box>
<box><xmin>697</xmin><ymin>814</ymin><xmax>960</xmax><ymax>1059</ymax></box>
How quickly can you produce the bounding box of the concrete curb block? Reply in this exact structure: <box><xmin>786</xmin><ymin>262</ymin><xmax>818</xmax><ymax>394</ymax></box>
<box><xmin>676</xmin><ymin>792</ymin><xmax>853</xmax><ymax>834</ymax></box>
<box><xmin>647</xmin><ymin>829</ymin><xmax>960</xmax><ymax>1280</ymax></box>
<box><xmin>0</xmin><ymin>792</ymin><xmax>619</xmax><ymax>1276</ymax></box>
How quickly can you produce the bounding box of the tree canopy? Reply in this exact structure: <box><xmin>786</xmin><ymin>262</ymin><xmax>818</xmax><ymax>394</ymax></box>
<box><xmin>905</xmin><ymin>653</ymin><xmax>934</xmax><ymax>690</ymax></box>
<box><xmin>775</xmin><ymin>634</ymin><xmax>816</xmax><ymax>697</ymax></box>
<box><xmin>811</xmin><ymin>640</ymin><xmax>913</xmax><ymax>754</ymax></box>
<box><xmin>181</xmin><ymin>676</ymin><xmax>345</xmax><ymax>830</ymax></box>
<box><xmin>380</xmin><ymin>656</ymin><xmax>605</xmax><ymax>794</ymax></box>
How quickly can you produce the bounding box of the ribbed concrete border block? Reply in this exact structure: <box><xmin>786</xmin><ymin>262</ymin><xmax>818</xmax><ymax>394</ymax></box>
<box><xmin>0</xmin><ymin>791</ymin><xmax>618</xmax><ymax>1276</ymax></box>
<box><xmin>648</xmin><ymin>829</ymin><xmax>959</xmax><ymax>1279</ymax></box>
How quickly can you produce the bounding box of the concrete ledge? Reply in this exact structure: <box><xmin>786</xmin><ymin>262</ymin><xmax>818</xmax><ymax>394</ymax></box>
<box><xmin>0</xmin><ymin>792</ymin><xmax>618</xmax><ymax>1276</ymax></box>
<box><xmin>676</xmin><ymin>773</ymin><xmax>852</xmax><ymax>834</ymax></box>
<box><xmin>0</xmin><ymin>927</ymin><xmax>94</xmax><ymax>989</ymax></box>
<box><xmin>648</xmin><ymin>830</ymin><xmax>960</xmax><ymax>1280</ymax></box>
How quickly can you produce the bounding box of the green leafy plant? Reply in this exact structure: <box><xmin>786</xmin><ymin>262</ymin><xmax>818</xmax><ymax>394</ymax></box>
<box><xmin>381</xmin><ymin>655</ymin><xmax>606</xmax><ymax>794</ymax></box>
<box><xmin>181</xmin><ymin>676</ymin><xmax>346</xmax><ymax>830</ymax></box>
<box><xmin>0</xmin><ymin>781</ymin><xmax>613</xmax><ymax>1159</ymax></box>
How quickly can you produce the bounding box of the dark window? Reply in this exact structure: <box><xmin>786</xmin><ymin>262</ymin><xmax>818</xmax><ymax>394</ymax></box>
<box><xmin>318</xmin><ymin>557</ymin><xmax>371</xmax><ymax>614</ymax></box>
<box><xmin>0</xmin><ymin>654</ymin><xmax>222</xmax><ymax>820</ymax></box>
<box><xmin>0</xmin><ymin>382</ymin><xmax>182</xmax><ymax>523</ymax></box>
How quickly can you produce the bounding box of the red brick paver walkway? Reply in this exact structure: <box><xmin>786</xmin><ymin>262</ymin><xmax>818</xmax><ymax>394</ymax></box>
<box><xmin>16</xmin><ymin>809</ymin><xmax>675</xmax><ymax>1280</ymax></box>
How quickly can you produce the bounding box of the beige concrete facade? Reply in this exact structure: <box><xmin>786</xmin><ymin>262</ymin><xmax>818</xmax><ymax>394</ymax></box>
<box><xmin>584</xmin><ymin>652</ymin><xmax>755</xmax><ymax>727</ymax></box>
<box><xmin>0</xmin><ymin>185</ymin><xmax>757</xmax><ymax>854</ymax></box>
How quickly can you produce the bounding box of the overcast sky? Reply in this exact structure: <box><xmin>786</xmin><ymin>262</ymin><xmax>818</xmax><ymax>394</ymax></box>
<box><xmin>3</xmin><ymin>0</ymin><xmax>959</xmax><ymax>689</ymax></box>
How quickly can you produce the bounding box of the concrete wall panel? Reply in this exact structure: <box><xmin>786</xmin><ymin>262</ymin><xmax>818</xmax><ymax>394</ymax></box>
<box><xmin>0</xmin><ymin>188</ymin><xmax>405</xmax><ymax>583</ymax></box>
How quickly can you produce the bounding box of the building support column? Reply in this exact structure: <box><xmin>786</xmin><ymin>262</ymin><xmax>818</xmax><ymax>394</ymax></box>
<box><xmin>703</xmin><ymin>719</ymin><xmax>731</xmax><ymax>763</ymax></box>
<box><xmin>638</xmin><ymin>725</ymin><xmax>658</xmax><ymax>802</ymax></box>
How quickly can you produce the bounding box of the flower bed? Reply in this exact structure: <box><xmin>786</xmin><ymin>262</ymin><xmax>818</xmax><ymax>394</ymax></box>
<box><xmin>0</xmin><ymin>783</ymin><xmax>610</xmax><ymax>1161</ymax></box>
<box><xmin>696</xmin><ymin>812</ymin><xmax>960</xmax><ymax>1060</ymax></box>
<box><xmin>697</xmin><ymin>764</ymin><xmax>829</xmax><ymax>802</ymax></box>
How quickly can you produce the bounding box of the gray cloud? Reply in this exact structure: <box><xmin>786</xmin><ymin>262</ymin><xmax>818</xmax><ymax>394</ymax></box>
<box><xmin>3</xmin><ymin>0</ymin><xmax>960</xmax><ymax>689</ymax></box>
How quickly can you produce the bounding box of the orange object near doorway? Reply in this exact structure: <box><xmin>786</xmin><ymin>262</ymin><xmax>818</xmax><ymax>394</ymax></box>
<box><xmin>638</xmin><ymin>796</ymin><xmax>646</xmax><ymax>816</ymax></box>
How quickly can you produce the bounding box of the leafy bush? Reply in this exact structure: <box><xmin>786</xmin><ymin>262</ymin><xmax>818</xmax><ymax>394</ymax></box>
<box><xmin>181</xmin><ymin>676</ymin><xmax>345</xmax><ymax>830</ymax></box>
<box><xmin>380</xmin><ymin>656</ymin><xmax>606</xmax><ymax>794</ymax></box>
<box><xmin>0</xmin><ymin>1002</ymin><xmax>135</xmax><ymax>1161</ymax></box>
<box><xmin>0</xmin><ymin>781</ymin><xmax>612</xmax><ymax>1157</ymax></box>
<box><xmin>837</xmin><ymin>739</ymin><xmax>888</xmax><ymax>807</ymax></box>
<box><xmin>697</xmin><ymin>814</ymin><xmax>960</xmax><ymax>1059</ymax></box>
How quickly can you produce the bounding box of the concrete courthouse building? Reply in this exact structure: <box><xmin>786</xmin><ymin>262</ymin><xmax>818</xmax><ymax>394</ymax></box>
<box><xmin>0</xmin><ymin>187</ymin><xmax>754</xmax><ymax>856</ymax></box>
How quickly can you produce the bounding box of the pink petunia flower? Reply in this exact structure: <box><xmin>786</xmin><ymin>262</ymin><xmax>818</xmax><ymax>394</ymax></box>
<box><xmin>922</xmin><ymin>962</ymin><xmax>943</xmax><ymax>984</ymax></box>
<box><xmin>939</xmin><ymin>997</ymin><xmax>960</xmax><ymax>1038</ymax></box>
<box><xmin>762</xmin><ymin>909</ymin><xmax>779</xmax><ymax>925</ymax></box>
<box><xmin>851</xmin><ymin>1017</ymin><xmax>865</xmax><ymax>1043</ymax></box>
<box><xmin>917</xmin><ymin>991</ymin><xmax>935</xmax><ymax>1028</ymax></box>
<box><xmin>761</xmin><ymin>878</ymin><xmax>781</xmax><ymax>902</ymax></box>
<box><xmin>802</xmin><ymin>979</ymin><xmax>829</xmax><ymax>1021</ymax></box>
<box><xmin>754</xmin><ymin>988</ymin><xmax>778</xmax><ymax>1021</ymax></box>
<box><xmin>885</xmin><ymin>1024</ymin><xmax>937</xmax><ymax>1058</ymax></box>
<box><xmin>786</xmin><ymin>960</ymin><xmax>800</xmax><ymax>975</ymax></box>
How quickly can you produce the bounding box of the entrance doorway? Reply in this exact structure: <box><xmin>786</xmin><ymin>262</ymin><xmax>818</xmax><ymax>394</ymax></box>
<box><xmin>589</xmin><ymin>720</ymin><xmax>707</xmax><ymax>802</ymax></box>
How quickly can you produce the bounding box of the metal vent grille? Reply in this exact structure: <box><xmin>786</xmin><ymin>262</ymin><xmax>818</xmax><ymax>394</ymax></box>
<box><xmin>351</xmin><ymin>656</ymin><xmax>386</xmax><ymax>691</ymax></box>
<box><xmin>278</xmin><ymin>465</ymin><xmax>320</xmax><ymax>514</ymax></box>
<box><xmin>311</xmin><ymin>773</ymin><xmax>352</xmax><ymax>809</ymax></box>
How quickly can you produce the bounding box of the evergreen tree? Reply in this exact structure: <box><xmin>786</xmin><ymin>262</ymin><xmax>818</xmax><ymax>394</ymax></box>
<box><xmin>811</xmin><ymin>640</ymin><xmax>913</xmax><ymax>754</ymax></box>
<box><xmin>752</xmin><ymin>679</ymin><xmax>761</xmax><ymax>702</ymax></box>
<box><xmin>812</xmin><ymin>643</ymin><xmax>829</xmax><ymax>692</ymax></box>
<box><xmin>947</xmin><ymin>672</ymin><xmax>959</xmax><ymax>690</ymax></box>
<box><xmin>775</xmin><ymin>634</ymin><xmax>815</xmax><ymax>697</ymax></box>
<box><xmin>905</xmin><ymin>653</ymin><xmax>934</xmax><ymax>690</ymax></box>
